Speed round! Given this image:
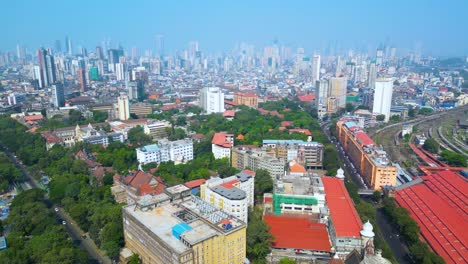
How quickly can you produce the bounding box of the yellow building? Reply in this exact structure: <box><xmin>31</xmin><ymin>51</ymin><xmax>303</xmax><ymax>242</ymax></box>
<box><xmin>234</xmin><ymin>92</ymin><xmax>258</xmax><ymax>108</ymax></box>
<box><xmin>122</xmin><ymin>185</ymin><xmax>247</xmax><ymax>264</ymax></box>
<box><xmin>336</xmin><ymin>119</ymin><xmax>397</xmax><ymax>189</ymax></box>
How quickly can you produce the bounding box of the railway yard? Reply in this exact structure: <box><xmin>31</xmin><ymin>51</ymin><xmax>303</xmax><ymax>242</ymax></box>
<box><xmin>372</xmin><ymin>105</ymin><xmax>468</xmax><ymax>178</ymax></box>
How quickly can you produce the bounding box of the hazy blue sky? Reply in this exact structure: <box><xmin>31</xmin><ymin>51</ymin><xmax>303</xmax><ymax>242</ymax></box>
<box><xmin>3</xmin><ymin>0</ymin><xmax>467</xmax><ymax>56</ymax></box>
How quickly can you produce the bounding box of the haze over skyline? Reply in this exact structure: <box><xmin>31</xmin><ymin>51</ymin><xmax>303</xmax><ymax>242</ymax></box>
<box><xmin>3</xmin><ymin>0</ymin><xmax>468</xmax><ymax>56</ymax></box>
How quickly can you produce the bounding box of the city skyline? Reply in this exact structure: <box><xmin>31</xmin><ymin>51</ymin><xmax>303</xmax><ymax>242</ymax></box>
<box><xmin>3</xmin><ymin>0</ymin><xmax>468</xmax><ymax>57</ymax></box>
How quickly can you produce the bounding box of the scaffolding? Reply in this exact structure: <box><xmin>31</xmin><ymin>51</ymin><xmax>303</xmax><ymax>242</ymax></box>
<box><xmin>273</xmin><ymin>193</ymin><xmax>318</xmax><ymax>215</ymax></box>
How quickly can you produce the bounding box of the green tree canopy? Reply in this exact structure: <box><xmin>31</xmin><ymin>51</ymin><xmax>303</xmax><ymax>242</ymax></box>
<box><xmin>254</xmin><ymin>169</ymin><xmax>273</xmax><ymax>203</ymax></box>
<box><xmin>422</xmin><ymin>138</ymin><xmax>439</xmax><ymax>154</ymax></box>
<box><xmin>127</xmin><ymin>126</ymin><xmax>153</xmax><ymax>146</ymax></box>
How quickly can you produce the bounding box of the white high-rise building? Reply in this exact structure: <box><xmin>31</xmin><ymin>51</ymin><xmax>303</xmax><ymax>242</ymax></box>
<box><xmin>311</xmin><ymin>55</ymin><xmax>321</xmax><ymax>84</ymax></box>
<box><xmin>115</xmin><ymin>63</ymin><xmax>125</xmax><ymax>81</ymax></box>
<box><xmin>199</xmin><ymin>87</ymin><xmax>224</xmax><ymax>114</ymax></box>
<box><xmin>315</xmin><ymin>80</ymin><xmax>329</xmax><ymax>119</ymax></box>
<box><xmin>372</xmin><ymin>79</ymin><xmax>393</xmax><ymax>122</ymax></box>
<box><xmin>117</xmin><ymin>95</ymin><xmax>130</xmax><ymax>120</ymax></box>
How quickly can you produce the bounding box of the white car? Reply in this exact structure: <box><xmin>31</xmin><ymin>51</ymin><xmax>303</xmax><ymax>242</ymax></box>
<box><xmin>62</xmin><ymin>220</ymin><xmax>66</xmax><ymax>225</ymax></box>
<box><xmin>54</xmin><ymin>208</ymin><xmax>59</xmax><ymax>212</ymax></box>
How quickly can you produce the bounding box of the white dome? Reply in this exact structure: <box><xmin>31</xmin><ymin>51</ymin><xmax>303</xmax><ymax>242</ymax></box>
<box><xmin>336</xmin><ymin>167</ymin><xmax>345</xmax><ymax>179</ymax></box>
<box><xmin>360</xmin><ymin>220</ymin><xmax>375</xmax><ymax>237</ymax></box>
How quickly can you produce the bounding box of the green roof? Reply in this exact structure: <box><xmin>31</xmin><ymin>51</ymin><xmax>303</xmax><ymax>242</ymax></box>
<box><xmin>273</xmin><ymin>193</ymin><xmax>318</xmax><ymax>215</ymax></box>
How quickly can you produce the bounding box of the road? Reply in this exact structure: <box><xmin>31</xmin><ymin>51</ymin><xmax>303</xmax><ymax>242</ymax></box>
<box><xmin>0</xmin><ymin>145</ymin><xmax>112</xmax><ymax>264</ymax></box>
<box><xmin>321</xmin><ymin>122</ymin><xmax>367</xmax><ymax>189</ymax></box>
<box><xmin>321</xmin><ymin>121</ymin><xmax>411</xmax><ymax>263</ymax></box>
<box><xmin>375</xmin><ymin>208</ymin><xmax>411</xmax><ymax>263</ymax></box>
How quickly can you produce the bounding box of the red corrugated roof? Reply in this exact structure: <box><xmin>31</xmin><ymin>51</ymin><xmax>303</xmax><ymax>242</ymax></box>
<box><xmin>184</xmin><ymin>179</ymin><xmax>206</xmax><ymax>189</ymax></box>
<box><xmin>322</xmin><ymin>177</ymin><xmax>362</xmax><ymax>238</ymax></box>
<box><xmin>264</xmin><ymin>196</ymin><xmax>273</xmax><ymax>203</ymax></box>
<box><xmin>220</xmin><ymin>179</ymin><xmax>240</xmax><ymax>189</ymax></box>
<box><xmin>264</xmin><ymin>216</ymin><xmax>331</xmax><ymax>252</ymax></box>
<box><xmin>354</xmin><ymin>131</ymin><xmax>375</xmax><ymax>146</ymax></box>
<box><xmin>395</xmin><ymin>172</ymin><xmax>468</xmax><ymax>264</ymax></box>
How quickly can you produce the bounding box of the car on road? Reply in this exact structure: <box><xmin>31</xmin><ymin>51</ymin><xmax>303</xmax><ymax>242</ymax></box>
<box><xmin>55</xmin><ymin>207</ymin><xmax>59</xmax><ymax>212</ymax></box>
<box><xmin>62</xmin><ymin>220</ymin><xmax>66</xmax><ymax>225</ymax></box>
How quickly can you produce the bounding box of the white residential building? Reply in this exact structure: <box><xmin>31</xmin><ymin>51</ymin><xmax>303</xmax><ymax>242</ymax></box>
<box><xmin>117</xmin><ymin>95</ymin><xmax>130</xmax><ymax>120</ymax></box>
<box><xmin>199</xmin><ymin>87</ymin><xmax>224</xmax><ymax>114</ymax></box>
<box><xmin>200</xmin><ymin>170</ymin><xmax>255</xmax><ymax>223</ymax></box>
<box><xmin>144</xmin><ymin>120</ymin><xmax>171</xmax><ymax>139</ymax></box>
<box><xmin>372</xmin><ymin>78</ymin><xmax>394</xmax><ymax>122</ymax></box>
<box><xmin>136</xmin><ymin>139</ymin><xmax>193</xmax><ymax>165</ymax></box>
<box><xmin>211</xmin><ymin>132</ymin><xmax>233</xmax><ymax>159</ymax></box>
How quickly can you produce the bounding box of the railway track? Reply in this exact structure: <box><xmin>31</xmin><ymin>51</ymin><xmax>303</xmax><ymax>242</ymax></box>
<box><xmin>437</xmin><ymin>127</ymin><xmax>468</xmax><ymax>157</ymax></box>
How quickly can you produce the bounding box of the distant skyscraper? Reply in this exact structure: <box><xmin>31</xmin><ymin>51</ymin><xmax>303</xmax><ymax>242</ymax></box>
<box><xmin>117</xmin><ymin>95</ymin><xmax>130</xmax><ymax>120</ymax></box>
<box><xmin>315</xmin><ymin>80</ymin><xmax>329</xmax><ymax>119</ymax></box>
<box><xmin>66</xmin><ymin>36</ymin><xmax>72</xmax><ymax>56</ymax></box>
<box><xmin>376</xmin><ymin>49</ymin><xmax>383</xmax><ymax>66</ymax></box>
<box><xmin>372</xmin><ymin>79</ymin><xmax>393</xmax><ymax>122</ymax></box>
<box><xmin>52</xmin><ymin>83</ymin><xmax>65</xmax><ymax>107</ymax></box>
<box><xmin>55</xmin><ymin>40</ymin><xmax>62</xmax><ymax>53</ymax></box>
<box><xmin>90</xmin><ymin>67</ymin><xmax>99</xmax><ymax>81</ymax></box>
<box><xmin>77</xmin><ymin>68</ymin><xmax>87</xmax><ymax>92</ymax></box>
<box><xmin>95</xmin><ymin>46</ymin><xmax>104</xmax><ymax>60</ymax></box>
<box><xmin>368</xmin><ymin>61</ymin><xmax>377</xmax><ymax>89</ymax></box>
<box><xmin>311</xmin><ymin>55</ymin><xmax>321</xmax><ymax>84</ymax></box>
<box><xmin>115</xmin><ymin>63</ymin><xmax>125</xmax><ymax>81</ymax></box>
<box><xmin>329</xmin><ymin>77</ymin><xmax>347</xmax><ymax>108</ymax></box>
<box><xmin>32</xmin><ymin>66</ymin><xmax>43</xmax><ymax>88</ymax></box>
<box><xmin>37</xmin><ymin>48</ymin><xmax>56</xmax><ymax>88</ymax></box>
<box><xmin>155</xmin><ymin>34</ymin><xmax>164</xmax><ymax>57</ymax></box>
<box><xmin>108</xmin><ymin>49</ymin><xmax>124</xmax><ymax>65</ymax></box>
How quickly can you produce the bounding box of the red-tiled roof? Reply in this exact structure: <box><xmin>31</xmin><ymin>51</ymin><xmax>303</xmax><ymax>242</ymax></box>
<box><xmin>220</xmin><ymin>179</ymin><xmax>240</xmax><ymax>189</ymax></box>
<box><xmin>322</xmin><ymin>177</ymin><xmax>362</xmax><ymax>238</ymax></box>
<box><xmin>223</xmin><ymin>110</ymin><xmax>235</xmax><ymax>117</ymax></box>
<box><xmin>24</xmin><ymin>114</ymin><xmax>43</xmax><ymax>121</ymax></box>
<box><xmin>264</xmin><ymin>216</ymin><xmax>331</xmax><ymax>252</ymax></box>
<box><xmin>40</xmin><ymin>131</ymin><xmax>63</xmax><ymax>143</ymax></box>
<box><xmin>290</xmin><ymin>162</ymin><xmax>306</xmax><ymax>173</ymax></box>
<box><xmin>281</xmin><ymin>121</ymin><xmax>293</xmax><ymax>127</ymax></box>
<box><xmin>242</xmin><ymin>169</ymin><xmax>255</xmax><ymax>176</ymax></box>
<box><xmin>236</xmin><ymin>134</ymin><xmax>244</xmax><ymax>140</ymax></box>
<box><xmin>184</xmin><ymin>179</ymin><xmax>206</xmax><ymax>189</ymax></box>
<box><xmin>224</xmin><ymin>100</ymin><xmax>239</xmax><ymax>106</ymax></box>
<box><xmin>354</xmin><ymin>131</ymin><xmax>375</xmax><ymax>146</ymax></box>
<box><xmin>212</xmin><ymin>132</ymin><xmax>233</xmax><ymax>148</ymax></box>
<box><xmin>126</xmin><ymin>171</ymin><xmax>153</xmax><ymax>188</ymax></box>
<box><xmin>289</xmin><ymin>128</ymin><xmax>312</xmax><ymax>136</ymax></box>
<box><xmin>395</xmin><ymin>171</ymin><xmax>468</xmax><ymax>264</ymax></box>
<box><xmin>298</xmin><ymin>94</ymin><xmax>316</xmax><ymax>102</ymax></box>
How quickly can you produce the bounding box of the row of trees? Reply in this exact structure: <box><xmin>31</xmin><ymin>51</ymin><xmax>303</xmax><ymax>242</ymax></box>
<box><xmin>0</xmin><ymin>117</ymin><xmax>124</xmax><ymax>260</ymax></box>
<box><xmin>383</xmin><ymin>198</ymin><xmax>445</xmax><ymax>264</ymax></box>
<box><xmin>440</xmin><ymin>150</ymin><xmax>467</xmax><ymax>167</ymax></box>
<box><xmin>345</xmin><ymin>182</ymin><xmax>397</xmax><ymax>263</ymax></box>
<box><xmin>0</xmin><ymin>153</ymin><xmax>22</xmax><ymax>193</ymax></box>
<box><xmin>0</xmin><ymin>189</ymin><xmax>89</xmax><ymax>263</ymax></box>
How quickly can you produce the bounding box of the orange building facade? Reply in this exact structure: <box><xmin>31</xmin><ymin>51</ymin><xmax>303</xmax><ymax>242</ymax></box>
<box><xmin>336</xmin><ymin>119</ymin><xmax>397</xmax><ymax>190</ymax></box>
<box><xmin>233</xmin><ymin>92</ymin><xmax>258</xmax><ymax>108</ymax></box>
